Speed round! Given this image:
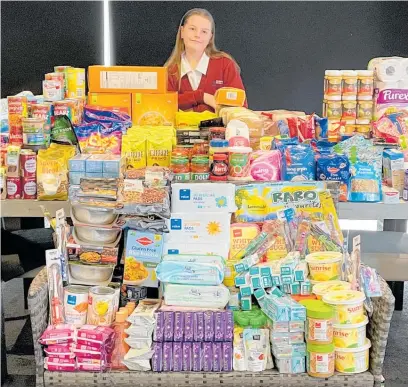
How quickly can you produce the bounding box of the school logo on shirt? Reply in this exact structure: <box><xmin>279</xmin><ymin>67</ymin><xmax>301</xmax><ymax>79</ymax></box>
<box><xmin>213</xmin><ymin>80</ymin><xmax>224</xmax><ymax>86</ymax></box>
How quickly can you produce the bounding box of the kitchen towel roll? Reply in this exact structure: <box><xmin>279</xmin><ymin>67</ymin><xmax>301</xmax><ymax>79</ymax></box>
<box><xmin>400</xmin><ymin>58</ymin><xmax>408</xmax><ymax>79</ymax></box>
<box><xmin>374</xmin><ymin>58</ymin><xmax>404</xmax><ymax>82</ymax></box>
<box><xmin>398</xmin><ymin>80</ymin><xmax>408</xmax><ymax>89</ymax></box>
<box><xmin>375</xmin><ymin>81</ymin><xmax>399</xmax><ymax>91</ymax></box>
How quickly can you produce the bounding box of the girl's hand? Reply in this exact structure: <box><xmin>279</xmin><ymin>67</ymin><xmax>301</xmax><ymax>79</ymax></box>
<box><xmin>203</xmin><ymin>93</ymin><xmax>216</xmax><ymax>109</ymax></box>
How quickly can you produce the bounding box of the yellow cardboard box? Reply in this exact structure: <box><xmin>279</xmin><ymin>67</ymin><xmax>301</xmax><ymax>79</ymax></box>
<box><xmin>88</xmin><ymin>66</ymin><xmax>168</xmax><ymax>94</ymax></box>
<box><xmin>88</xmin><ymin>92</ymin><xmax>132</xmax><ymax>115</ymax></box>
<box><xmin>215</xmin><ymin>87</ymin><xmax>246</xmax><ymax>107</ymax></box>
<box><xmin>132</xmin><ymin>92</ymin><xmax>178</xmax><ymax>126</ymax></box>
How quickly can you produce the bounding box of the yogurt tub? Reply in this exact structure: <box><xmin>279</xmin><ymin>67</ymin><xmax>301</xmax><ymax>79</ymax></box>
<box><xmin>335</xmin><ymin>339</ymin><xmax>371</xmax><ymax>373</ymax></box>
<box><xmin>323</xmin><ymin>290</ymin><xmax>366</xmax><ymax>325</ymax></box>
<box><xmin>312</xmin><ymin>281</ymin><xmax>352</xmax><ymax>300</ymax></box>
<box><xmin>305</xmin><ymin>252</ymin><xmax>342</xmax><ymax>281</ymax></box>
<box><xmin>333</xmin><ymin>317</ymin><xmax>368</xmax><ymax>348</ymax></box>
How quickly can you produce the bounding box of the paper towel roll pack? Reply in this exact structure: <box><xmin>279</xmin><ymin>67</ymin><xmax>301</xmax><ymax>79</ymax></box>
<box><xmin>369</xmin><ymin>57</ymin><xmax>408</xmax><ymax>83</ymax></box>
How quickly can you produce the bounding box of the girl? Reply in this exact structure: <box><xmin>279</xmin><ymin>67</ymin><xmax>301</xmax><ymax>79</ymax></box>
<box><xmin>166</xmin><ymin>8</ymin><xmax>247</xmax><ymax>112</ymax></box>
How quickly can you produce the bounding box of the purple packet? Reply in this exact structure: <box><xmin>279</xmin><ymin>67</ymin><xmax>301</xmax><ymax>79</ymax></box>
<box><xmin>163</xmin><ymin>311</ymin><xmax>174</xmax><ymax>342</ymax></box>
<box><xmin>224</xmin><ymin>311</ymin><xmax>234</xmax><ymax>342</ymax></box>
<box><xmin>192</xmin><ymin>342</ymin><xmax>202</xmax><ymax>372</ymax></box>
<box><xmin>162</xmin><ymin>342</ymin><xmax>173</xmax><ymax>372</ymax></box>
<box><xmin>153</xmin><ymin>311</ymin><xmax>164</xmax><ymax>342</ymax></box>
<box><xmin>204</xmin><ymin>311</ymin><xmax>214</xmax><ymax>342</ymax></box>
<box><xmin>193</xmin><ymin>312</ymin><xmax>204</xmax><ymax>342</ymax></box>
<box><xmin>214</xmin><ymin>311</ymin><xmax>225</xmax><ymax>342</ymax></box>
<box><xmin>222</xmin><ymin>342</ymin><xmax>233</xmax><ymax>372</ymax></box>
<box><xmin>151</xmin><ymin>342</ymin><xmax>163</xmax><ymax>372</ymax></box>
<box><xmin>172</xmin><ymin>342</ymin><xmax>183</xmax><ymax>372</ymax></box>
<box><xmin>173</xmin><ymin>311</ymin><xmax>184</xmax><ymax>342</ymax></box>
<box><xmin>184</xmin><ymin>312</ymin><xmax>194</xmax><ymax>342</ymax></box>
<box><xmin>202</xmin><ymin>342</ymin><xmax>213</xmax><ymax>372</ymax></box>
<box><xmin>212</xmin><ymin>342</ymin><xmax>222</xmax><ymax>372</ymax></box>
<box><xmin>182</xmin><ymin>342</ymin><xmax>193</xmax><ymax>371</ymax></box>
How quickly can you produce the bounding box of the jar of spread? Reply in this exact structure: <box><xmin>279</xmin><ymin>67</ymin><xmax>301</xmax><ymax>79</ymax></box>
<box><xmin>209</xmin><ymin>127</ymin><xmax>226</xmax><ymax>140</ymax></box>
<box><xmin>191</xmin><ymin>155</ymin><xmax>210</xmax><ymax>181</ymax></box>
<box><xmin>300</xmin><ymin>300</ymin><xmax>334</xmax><ymax>344</ymax></box>
<box><xmin>324</xmin><ymin>100</ymin><xmax>342</xmax><ymax>119</ymax></box>
<box><xmin>306</xmin><ymin>343</ymin><xmax>335</xmax><ymax>378</ymax></box>
<box><xmin>209</xmin><ymin>139</ymin><xmax>228</xmax><ymax>164</ymax></box>
<box><xmin>324</xmin><ymin>70</ymin><xmax>342</xmax><ymax>97</ymax></box>
<box><xmin>171</xmin><ymin>155</ymin><xmax>190</xmax><ymax>181</ymax></box>
<box><xmin>210</xmin><ymin>153</ymin><xmax>228</xmax><ymax>181</ymax></box>
<box><xmin>342</xmin><ymin>70</ymin><xmax>358</xmax><ymax>96</ymax></box>
<box><xmin>357</xmin><ymin>100</ymin><xmax>373</xmax><ymax>120</ymax></box>
<box><xmin>341</xmin><ymin>99</ymin><xmax>357</xmax><ymax>120</ymax></box>
<box><xmin>357</xmin><ymin>70</ymin><xmax>374</xmax><ymax>99</ymax></box>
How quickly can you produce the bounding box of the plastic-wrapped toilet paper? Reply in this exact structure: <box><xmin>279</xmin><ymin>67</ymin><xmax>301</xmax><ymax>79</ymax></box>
<box><xmin>374</xmin><ymin>58</ymin><xmax>403</xmax><ymax>82</ymax></box>
<box><xmin>401</xmin><ymin>58</ymin><xmax>408</xmax><ymax>79</ymax></box>
<box><xmin>375</xmin><ymin>81</ymin><xmax>399</xmax><ymax>91</ymax></box>
<box><xmin>398</xmin><ymin>80</ymin><xmax>408</xmax><ymax>89</ymax></box>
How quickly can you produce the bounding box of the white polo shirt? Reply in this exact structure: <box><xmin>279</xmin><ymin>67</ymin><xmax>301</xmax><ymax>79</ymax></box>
<box><xmin>180</xmin><ymin>52</ymin><xmax>210</xmax><ymax>91</ymax></box>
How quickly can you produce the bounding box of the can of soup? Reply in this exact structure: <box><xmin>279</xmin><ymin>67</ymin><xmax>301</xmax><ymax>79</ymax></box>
<box><xmin>22</xmin><ymin>177</ymin><xmax>37</xmax><ymax>199</ymax></box>
<box><xmin>64</xmin><ymin>285</ymin><xmax>89</xmax><ymax>326</ymax></box>
<box><xmin>87</xmin><ymin>286</ymin><xmax>116</xmax><ymax>326</ymax></box>
<box><xmin>20</xmin><ymin>150</ymin><xmax>37</xmax><ymax>178</ymax></box>
<box><xmin>6</xmin><ymin>177</ymin><xmax>22</xmax><ymax>199</ymax></box>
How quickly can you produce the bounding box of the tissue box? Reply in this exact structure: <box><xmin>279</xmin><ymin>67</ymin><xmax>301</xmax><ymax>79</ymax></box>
<box><xmin>69</xmin><ymin>172</ymin><xmax>86</xmax><ymax>185</ymax></box>
<box><xmin>171</xmin><ymin>183</ymin><xmax>237</xmax><ymax>213</ymax></box>
<box><xmin>69</xmin><ymin>154</ymin><xmax>89</xmax><ymax>172</ymax></box>
<box><xmin>103</xmin><ymin>156</ymin><xmax>121</xmax><ymax>174</ymax></box>
<box><xmin>166</xmin><ymin>213</ymin><xmax>231</xmax><ymax>244</ymax></box>
<box><xmin>85</xmin><ymin>155</ymin><xmax>104</xmax><ymax>173</ymax></box>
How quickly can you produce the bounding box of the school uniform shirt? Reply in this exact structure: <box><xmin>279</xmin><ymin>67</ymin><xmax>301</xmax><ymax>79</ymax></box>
<box><xmin>168</xmin><ymin>54</ymin><xmax>247</xmax><ymax>112</ymax></box>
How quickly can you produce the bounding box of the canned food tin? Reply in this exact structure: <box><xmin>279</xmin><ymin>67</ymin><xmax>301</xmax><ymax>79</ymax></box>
<box><xmin>53</xmin><ymin>100</ymin><xmax>75</xmax><ymax>122</ymax></box>
<box><xmin>22</xmin><ymin>177</ymin><xmax>37</xmax><ymax>199</ymax></box>
<box><xmin>9</xmin><ymin>124</ymin><xmax>23</xmax><ymax>146</ymax></box>
<box><xmin>21</xmin><ymin>118</ymin><xmax>46</xmax><ymax>147</ymax></box>
<box><xmin>120</xmin><ymin>284</ymin><xmax>147</xmax><ymax>304</ymax></box>
<box><xmin>20</xmin><ymin>150</ymin><xmax>36</xmax><ymax>178</ymax></box>
<box><xmin>64</xmin><ymin>285</ymin><xmax>89</xmax><ymax>326</ymax></box>
<box><xmin>87</xmin><ymin>286</ymin><xmax>116</xmax><ymax>326</ymax></box>
<box><xmin>6</xmin><ymin>177</ymin><xmax>22</xmax><ymax>199</ymax></box>
<box><xmin>31</xmin><ymin>103</ymin><xmax>53</xmax><ymax>133</ymax></box>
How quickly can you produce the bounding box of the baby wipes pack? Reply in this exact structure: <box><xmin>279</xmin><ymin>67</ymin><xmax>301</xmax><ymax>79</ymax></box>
<box><xmin>156</xmin><ymin>260</ymin><xmax>225</xmax><ymax>286</ymax></box>
<box><xmin>164</xmin><ymin>284</ymin><xmax>230</xmax><ymax>309</ymax></box>
<box><xmin>163</xmin><ymin>242</ymin><xmax>230</xmax><ymax>261</ymax></box>
<box><xmin>171</xmin><ymin>183</ymin><xmax>237</xmax><ymax>213</ymax></box>
<box><xmin>161</xmin><ymin>254</ymin><xmax>226</xmax><ymax>267</ymax></box>
<box><xmin>166</xmin><ymin>213</ymin><xmax>231</xmax><ymax>244</ymax></box>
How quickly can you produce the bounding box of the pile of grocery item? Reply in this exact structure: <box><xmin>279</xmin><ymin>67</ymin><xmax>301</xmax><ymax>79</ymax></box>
<box><xmin>0</xmin><ymin>57</ymin><xmax>400</xmax><ymax>377</ymax></box>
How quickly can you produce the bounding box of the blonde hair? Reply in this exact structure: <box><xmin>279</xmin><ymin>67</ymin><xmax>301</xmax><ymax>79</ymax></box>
<box><xmin>165</xmin><ymin>8</ymin><xmax>239</xmax><ymax>82</ymax></box>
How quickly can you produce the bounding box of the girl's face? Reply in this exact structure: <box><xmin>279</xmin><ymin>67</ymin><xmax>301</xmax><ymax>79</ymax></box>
<box><xmin>181</xmin><ymin>15</ymin><xmax>213</xmax><ymax>53</ymax></box>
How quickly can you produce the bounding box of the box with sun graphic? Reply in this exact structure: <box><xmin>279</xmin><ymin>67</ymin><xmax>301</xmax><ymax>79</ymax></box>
<box><xmin>165</xmin><ymin>213</ymin><xmax>231</xmax><ymax>244</ymax></box>
<box><xmin>171</xmin><ymin>183</ymin><xmax>237</xmax><ymax>213</ymax></box>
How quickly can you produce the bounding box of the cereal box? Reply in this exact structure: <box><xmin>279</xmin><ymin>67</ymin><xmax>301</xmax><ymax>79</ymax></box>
<box><xmin>124</xmin><ymin>229</ymin><xmax>164</xmax><ymax>288</ymax></box>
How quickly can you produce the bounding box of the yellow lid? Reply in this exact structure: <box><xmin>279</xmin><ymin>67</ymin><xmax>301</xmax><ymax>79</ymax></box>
<box><xmin>323</xmin><ymin>290</ymin><xmax>366</xmax><ymax>305</ymax></box>
<box><xmin>305</xmin><ymin>252</ymin><xmax>342</xmax><ymax>264</ymax></box>
<box><xmin>312</xmin><ymin>281</ymin><xmax>352</xmax><ymax>296</ymax></box>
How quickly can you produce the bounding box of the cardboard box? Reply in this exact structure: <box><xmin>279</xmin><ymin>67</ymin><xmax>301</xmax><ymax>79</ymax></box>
<box><xmin>132</xmin><ymin>92</ymin><xmax>177</xmax><ymax>126</ymax></box>
<box><xmin>88</xmin><ymin>92</ymin><xmax>132</xmax><ymax>115</ymax></box>
<box><xmin>88</xmin><ymin>65</ymin><xmax>168</xmax><ymax>94</ymax></box>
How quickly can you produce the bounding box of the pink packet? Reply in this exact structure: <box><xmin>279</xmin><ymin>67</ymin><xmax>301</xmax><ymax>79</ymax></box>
<box><xmin>44</xmin><ymin>357</ymin><xmax>76</xmax><ymax>372</ymax></box>
<box><xmin>77</xmin><ymin>325</ymin><xmax>115</xmax><ymax>346</ymax></box>
<box><xmin>44</xmin><ymin>345</ymin><xmax>74</xmax><ymax>360</ymax></box>
<box><xmin>39</xmin><ymin>324</ymin><xmax>76</xmax><ymax>345</ymax></box>
<box><xmin>72</xmin><ymin>347</ymin><xmax>108</xmax><ymax>360</ymax></box>
<box><xmin>249</xmin><ymin>150</ymin><xmax>281</xmax><ymax>181</ymax></box>
<box><xmin>76</xmin><ymin>357</ymin><xmax>110</xmax><ymax>372</ymax></box>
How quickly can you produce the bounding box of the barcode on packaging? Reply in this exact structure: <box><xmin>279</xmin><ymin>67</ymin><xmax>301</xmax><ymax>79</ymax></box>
<box><xmin>100</xmin><ymin>71</ymin><xmax>158</xmax><ymax>90</ymax></box>
<box><xmin>226</xmin><ymin>92</ymin><xmax>238</xmax><ymax>100</ymax></box>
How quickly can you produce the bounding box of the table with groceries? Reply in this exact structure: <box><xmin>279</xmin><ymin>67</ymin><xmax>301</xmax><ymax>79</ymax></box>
<box><xmin>1</xmin><ymin>57</ymin><xmax>405</xmax><ymax>386</ymax></box>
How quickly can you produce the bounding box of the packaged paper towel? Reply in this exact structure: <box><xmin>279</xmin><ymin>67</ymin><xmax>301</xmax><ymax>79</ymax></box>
<box><xmin>163</xmin><ymin>241</ymin><xmax>230</xmax><ymax>260</ymax></box>
<box><xmin>161</xmin><ymin>253</ymin><xmax>226</xmax><ymax>267</ymax></box>
<box><xmin>156</xmin><ymin>260</ymin><xmax>225</xmax><ymax>285</ymax></box>
<box><xmin>164</xmin><ymin>283</ymin><xmax>230</xmax><ymax>309</ymax></box>
<box><xmin>171</xmin><ymin>183</ymin><xmax>237</xmax><ymax>213</ymax></box>
<box><xmin>375</xmin><ymin>81</ymin><xmax>399</xmax><ymax>91</ymax></box>
<box><xmin>369</xmin><ymin>57</ymin><xmax>408</xmax><ymax>82</ymax></box>
<box><xmin>165</xmin><ymin>212</ymin><xmax>231</xmax><ymax>244</ymax></box>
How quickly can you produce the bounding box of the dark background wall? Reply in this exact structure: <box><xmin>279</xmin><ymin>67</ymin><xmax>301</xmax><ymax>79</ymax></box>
<box><xmin>1</xmin><ymin>1</ymin><xmax>103</xmax><ymax>97</ymax></box>
<box><xmin>2</xmin><ymin>1</ymin><xmax>408</xmax><ymax>114</ymax></box>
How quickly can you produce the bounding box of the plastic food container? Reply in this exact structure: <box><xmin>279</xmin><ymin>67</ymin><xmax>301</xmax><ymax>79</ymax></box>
<box><xmin>305</xmin><ymin>252</ymin><xmax>342</xmax><ymax>281</ymax></box>
<box><xmin>72</xmin><ymin>205</ymin><xmax>117</xmax><ymax>225</ymax></box>
<box><xmin>68</xmin><ymin>262</ymin><xmax>115</xmax><ymax>285</ymax></box>
<box><xmin>300</xmin><ymin>300</ymin><xmax>334</xmax><ymax>344</ymax></box>
<box><xmin>312</xmin><ymin>281</ymin><xmax>352</xmax><ymax>300</ymax></box>
<box><xmin>323</xmin><ymin>290</ymin><xmax>366</xmax><ymax>325</ymax></box>
<box><xmin>335</xmin><ymin>339</ymin><xmax>371</xmax><ymax>373</ymax></box>
<box><xmin>333</xmin><ymin>317</ymin><xmax>368</xmax><ymax>348</ymax></box>
<box><xmin>74</xmin><ymin>225</ymin><xmax>121</xmax><ymax>245</ymax></box>
<box><xmin>306</xmin><ymin>342</ymin><xmax>335</xmax><ymax>378</ymax></box>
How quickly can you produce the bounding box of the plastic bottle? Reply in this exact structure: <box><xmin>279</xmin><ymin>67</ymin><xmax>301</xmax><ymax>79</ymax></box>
<box><xmin>111</xmin><ymin>311</ymin><xmax>130</xmax><ymax>370</ymax></box>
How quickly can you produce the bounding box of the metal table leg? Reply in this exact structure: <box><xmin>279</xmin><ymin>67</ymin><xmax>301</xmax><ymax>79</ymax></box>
<box><xmin>1</xmin><ymin>284</ymin><xmax>8</xmax><ymax>385</ymax></box>
<box><xmin>384</xmin><ymin>219</ymin><xmax>407</xmax><ymax>311</ymax></box>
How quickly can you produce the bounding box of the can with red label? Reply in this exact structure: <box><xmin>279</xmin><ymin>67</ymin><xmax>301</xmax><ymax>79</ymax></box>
<box><xmin>9</xmin><ymin>124</ymin><xmax>23</xmax><ymax>146</ymax></box>
<box><xmin>6</xmin><ymin>177</ymin><xmax>22</xmax><ymax>199</ymax></box>
<box><xmin>20</xmin><ymin>151</ymin><xmax>37</xmax><ymax>178</ymax></box>
<box><xmin>22</xmin><ymin>177</ymin><xmax>37</xmax><ymax>199</ymax></box>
